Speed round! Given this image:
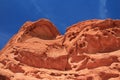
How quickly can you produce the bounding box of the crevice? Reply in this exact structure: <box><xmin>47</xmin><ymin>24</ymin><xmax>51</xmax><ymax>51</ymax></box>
<box><xmin>0</xmin><ymin>75</ymin><xmax>10</xmax><ymax>80</ymax></box>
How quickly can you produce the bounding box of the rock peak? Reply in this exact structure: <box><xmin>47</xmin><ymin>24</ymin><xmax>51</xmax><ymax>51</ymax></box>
<box><xmin>18</xmin><ymin>18</ymin><xmax>60</xmax><ymax>42</ymax></box>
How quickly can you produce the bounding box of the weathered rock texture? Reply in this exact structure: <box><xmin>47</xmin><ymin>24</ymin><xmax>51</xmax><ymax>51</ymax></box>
<box><xmin>0</xmin><ymin>19</ymin><xmax>120</xmax><ymax>80</ymax></box>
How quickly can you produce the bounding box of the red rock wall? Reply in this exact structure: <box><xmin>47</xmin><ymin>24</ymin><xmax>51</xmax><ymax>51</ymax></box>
<box><xmin>0</xmin><ymin>19</ymin><xmax>120</xmax><ymax>80</ymax></box>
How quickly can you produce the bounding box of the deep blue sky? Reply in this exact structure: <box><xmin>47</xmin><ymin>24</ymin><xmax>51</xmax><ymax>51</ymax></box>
<box><xmin>0</xmin><ymin>0</ymin><xmax>120</xmax><ymax>49</ymax></box>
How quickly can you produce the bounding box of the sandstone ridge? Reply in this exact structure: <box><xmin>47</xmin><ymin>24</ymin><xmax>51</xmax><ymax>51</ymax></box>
<box><xmin>0</xmin><ymin>19</ymin><xmax>120</xmax><ymax>80</ymax></box>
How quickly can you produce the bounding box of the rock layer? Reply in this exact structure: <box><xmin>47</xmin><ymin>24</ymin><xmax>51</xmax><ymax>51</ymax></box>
<box><xmin>0</xmin><ymin>19</ymin><xmax>120</xmax><ymax>80</ymax></box>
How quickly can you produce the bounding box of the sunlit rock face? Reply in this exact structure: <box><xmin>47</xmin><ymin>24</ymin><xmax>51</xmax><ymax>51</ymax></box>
<box><xmin>0</xmin><ymin>19</ymin><xmax>120</xmax><ymax>80</ymax></box>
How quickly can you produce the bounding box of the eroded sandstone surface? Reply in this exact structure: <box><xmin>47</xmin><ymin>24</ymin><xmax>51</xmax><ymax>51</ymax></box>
<box><xmin>0</xmin><ymin>19</ymin><xmax>120</xmax><ymax>80</ymax></box>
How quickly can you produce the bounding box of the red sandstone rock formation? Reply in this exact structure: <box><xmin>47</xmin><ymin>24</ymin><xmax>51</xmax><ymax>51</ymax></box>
<box><xmin>0</xmin><ymin>19</ymin><xmax>120</xmax><ymax>80</ymax></box>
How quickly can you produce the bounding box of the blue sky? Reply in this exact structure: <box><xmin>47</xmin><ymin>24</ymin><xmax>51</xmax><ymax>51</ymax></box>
<box><xmin>0</xmin><ymin>0</ymin><xmax>120</xmax><ymax>49</ymax></box>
